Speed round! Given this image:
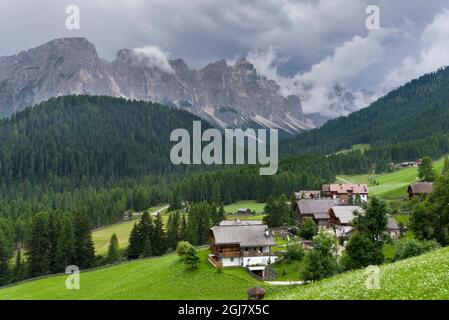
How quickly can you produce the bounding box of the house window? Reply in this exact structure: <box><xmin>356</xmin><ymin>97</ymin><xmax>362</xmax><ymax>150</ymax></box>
<box><xmin>230</xmin><ymin>257</ymin><xmax>234</xmax><ymax>262</ymax></box>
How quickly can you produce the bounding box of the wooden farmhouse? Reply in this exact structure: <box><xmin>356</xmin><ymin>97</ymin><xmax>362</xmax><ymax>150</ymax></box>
<box><xmin>387</xmin><ymin>217</ymin><xmax>401</xmax><ymax>239</ymax></box>
<box><xmin>209</xmin><ymin>220</ymin><xmax>278</xmax><ymax>277</ymax></box>
<box><xmin>294</xmin><ymin>199</ymin><xmax>338</xmax><ymax>227</ymax></box>
<box><xmin>329</xmin><ymin>205</ymin><xmax>364</xmax><ymax>237</ymax></box>
<box><xmin>236</xmin><ymin>208</ymin><xmax>252</xmax><ymax>215</ymax></box>
<box><xmin>322</xmin><ymin>183</ymin><xmax>369</xmax><ymax>204</ymax></box>
<box><xmin>408</xmin><ymin>182</ymin><xmax>433</xmax><ymax>199</ymax></box>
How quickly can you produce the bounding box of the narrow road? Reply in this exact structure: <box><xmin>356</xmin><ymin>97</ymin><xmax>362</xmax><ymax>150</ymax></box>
<box><xmin>336</xmin><ymin>176</ymin><xmax>352</xmax><ymax>184</ymax></box>
<box><xmin>265</xmin><ymin>281</ymin><xmax>304</xmax><ymax>285</ymax></box>
<box><xmin>150</xmin><ymin>205</ymin><xmax>169</xmax><ymax>216</ymax></box>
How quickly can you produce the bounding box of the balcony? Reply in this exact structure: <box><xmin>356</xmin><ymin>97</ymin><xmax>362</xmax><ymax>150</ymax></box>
<box><xmin>242</xmin><ymin>251</ymin><xmax>269</xmax><ymax>257</ymax></box>
<box><xmin>219</xmin><ymin>251</ymin><xmax>242</xmax><ymax>258</ymax></box>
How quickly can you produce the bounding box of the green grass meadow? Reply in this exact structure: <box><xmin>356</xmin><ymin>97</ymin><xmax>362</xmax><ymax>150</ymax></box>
<box><xmin>92</xmin><ymin>204</ymin><xmax>168</xmax><ymax>255</ymax></box>
<box><xmin>0</xmin><ymin>249</ymin><xmax>284</xmax><ymax>300</ymax></box>
<box><xmin>338</xmin><ymin>156</ymin><xmax>446</xmax><ymax>200</ymax></box>
<box><xmin>273</xmin><ymin>246</ymin><xmax>449</xmax><ymax>300</ymax></box>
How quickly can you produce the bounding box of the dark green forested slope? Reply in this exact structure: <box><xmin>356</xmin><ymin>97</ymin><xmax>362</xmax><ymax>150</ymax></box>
<box><xmin>0</xmin><ymin>95</ymin><xmax>210</xmax><ymax>183</ymax></box>
<box><xmin>281</xmin><ymin>66</ymin><xmax>449</xmax><ymax>156</ymax></box>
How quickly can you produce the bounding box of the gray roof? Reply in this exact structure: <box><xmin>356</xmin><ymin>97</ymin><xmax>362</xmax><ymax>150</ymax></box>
<box><xmin>330</xmin><ymin>206</ymin><xmax>364</xmax><ymax>224</ymax></box>
<box><xmin>297</xmin><ymin>199</ymin><xmax>338</xmax><ymax>215</ymax></box>
<box><xmin>409</xmin><ymin>182</ymin><xmax>433</xmax><ymax>194</ymax></box>
<box><xmin>211</xmin><ymin>222</ymin><xmax>276</xmax><ymax>247</ymax></box>
<box><xmin>219</xmin><ymin>220</ymin><xmax>263</xmax><ymax>226</ymax></box>
<box><xmin>387</xmin><ymin>217</ymin><xmax>400</xmax><ymax>230</ymax></box>
<box><xmin>313</xmin><ymin>213</ymin><xmax>329</xmax><ymax>220</ymax></box>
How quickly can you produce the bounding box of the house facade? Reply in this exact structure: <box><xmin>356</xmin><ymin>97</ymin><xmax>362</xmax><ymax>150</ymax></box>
<box><xmin>294</xmin><ymin>199</ymin><xmax>338</xmax><ymax>227</ymax></box>
<box><xmin>329</xmin><ymin>205</ymin><xmax>364</xmax><ymax>237</ymax></box>
<box><xmin>322</xmin><ymin>184</ymin><xmax>369</xmax><ymax>204</ymax></box>
<box><xmin>209</xmin><ymin>220</ymin><xmax>278</xmax><ymax>276</ymax></box>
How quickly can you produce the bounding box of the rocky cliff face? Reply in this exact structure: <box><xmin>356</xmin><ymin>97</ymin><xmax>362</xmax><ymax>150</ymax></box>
<box><xmin>0</xmin><ymin>38</ymin><xmax>322</xmax><ymax>131</ymax></box>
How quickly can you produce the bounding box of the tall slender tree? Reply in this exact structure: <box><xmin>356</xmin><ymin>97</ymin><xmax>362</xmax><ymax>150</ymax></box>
<box><xmin>73</xmin><ymin>210</ymin><xmax>95</xmax><ymax>269</ymax></box>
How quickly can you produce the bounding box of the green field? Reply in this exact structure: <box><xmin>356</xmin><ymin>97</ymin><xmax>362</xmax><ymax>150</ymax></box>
<box><xmin>273</xmin><ymin>246</ymin><xmax>449</xmax><ymax>300</ymax></box>
<box><xmin>338</xmin><ymin>156</ymin><xmax>446</xmax><ymax>200</ymax></box>
<box><xmin>224</xmin><ymin>200</ymin><xmax>266</xmax><ymax>214</ymax></box>
<box><xmin>0</xmin><ymin>249</ymin><xmax>285</xmax><ymax>300</ymax></box>
<box><xmin>92</xmin><ymin>204</ymin><xmax>168</xmax><ymax>255</ymax></box>
<box><xmin>335</xmin><ymin>144</ymin><xmax>370</xmax><ymax>155</ymax></box>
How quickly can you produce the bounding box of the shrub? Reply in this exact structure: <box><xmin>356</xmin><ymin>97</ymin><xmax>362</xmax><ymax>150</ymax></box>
<box><xmin>299</xmin><ymin>218</ymin><xmax>318</xmax><ymax>240</ymax></box>
<box><xmin>285</xmin><ymin>241</ymin><xmax>304</xmax><ymax>261</ymax></box>
<box><xmin>394</xmin><ymin>239</ymin><xmax>440</xmax><ymax>261</ymax></box>
<box><xmin>176</xmin><ymin>241</ymin><xmax>193</xmax><ymax>258</ymax></box>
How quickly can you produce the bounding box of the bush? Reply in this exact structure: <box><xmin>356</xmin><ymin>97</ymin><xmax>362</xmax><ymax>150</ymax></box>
<box><xmin>184</xmin><ymin>246</ymin><xmax>200</xmax><ymax>269</ymax></box>
<box><xmin>176</xmin><ymin>241</ymin><xmax>193</xmax><ymax>258</ymax></box>
<box><xmin>285</xmin><ymin>241</ymin><xmax>304</xmax><ymax>262</ymax></box>
<box><xmin>301</xmin><ymin>231</ymin><xmax>339</xmax><ymax>281</ymax></box>
<box><xmin>299</xmin><ymin>218</ymin><xmax>318</xmax><ymax>240</ymax></box>
<box><xmin>394</xmin><ymin>239</ymin><xmax>440</xmax><ymax>261</ymax></box>
<box><xmin>342</xmin><ymin>233</ymin><xmax>384</xmax><ymax>270</ymax></box>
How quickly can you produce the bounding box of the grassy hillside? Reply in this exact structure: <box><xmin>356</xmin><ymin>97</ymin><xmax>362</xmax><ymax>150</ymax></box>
<box><xmin>92</xmin><ymin>204</ymin><xmax>168</xmax><ymax>255</ymax></box>
<box><xmin>0</xmin><ymin>249</ymin><xmax>283</xmax><ymax>300</ymax></box>
<box><xmin>273</xmin><ymin>246</ymin><xmax>449</xmax><ymax>300</ymax></box>
<box><xmin>337</xmin><ymin>156</ymin><xmax>446</xmax><ymax>200</ymax></box>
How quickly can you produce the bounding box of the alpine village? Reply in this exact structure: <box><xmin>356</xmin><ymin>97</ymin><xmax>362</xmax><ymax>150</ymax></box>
<box><xmin>1</xmin><ymin>39</ymin><xmax>449</xmax><ymax>301</ymax></box>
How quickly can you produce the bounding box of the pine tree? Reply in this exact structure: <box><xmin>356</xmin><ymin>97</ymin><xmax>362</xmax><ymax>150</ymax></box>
<box><xmin>418</xmin><ymin>156</ymin><xmax>436</xmax><ymax>182</ymax></box>
<box><xmin>27</xmin><ymin>212</ymin><xmax>50</xmax><ymax>277</ymax></box>
<box><xmin>107</xmin><ymin>233</ymin><xmax>120</xmax><ymax>263</ymax></box>
<box><xmin>13</xmin><ymin>249</ymin><xmax>26</xmax><ymax>282</ymax></box>
<box><xmin>0</xmin><ymin>236</ymin><xmax>10</xmax><ymax>285</ymax></box>
<box><xmin>48</xmin><ymin>213</ymin><xmax>61</xmax><ymax>274</ymax></box>
<box><xmin>127</xmin><ymin>223</ymin><xmax>141</xmax><ymax>259</ymax></box>
<box><xmin>141</xmin><ymin>235</ymin><xmax>152</xmax><ymax>258</ymax></box>
<box><xmin>216</xmin><ymin>203</ymin><xmax>226</xmax><ymax>225</ymax></box>
<box><xmin>184</xmin><ymin>246</ymin><xmax>200</xmax><ymax>269</ymax></box>
<box><xmin>73</xmin><ymin>210</ymin><xmax>95</xmax><ymax>269</ymax></box>
<box><xmin>167</xmin><ymin>212</ymin><xmax>180</xmax><ymax>250</ymax></box>
<box><xmin>211</xmin><ymin>181</ymin><xmax>222</xmax><ymax>205</ymax></box>
<box><xmin>353</xmin><ymin>197</ymin><xmax>388</xmax><ymax>246</ymax></box>
<box><xmin>180</xmin><ymin>214</ymin><xmax>188</xmax><ymax>241</ymax></box>
<box><xmin>152</xmin><ymin>214</ymin><xmax>166</xmax><ymax>256</ymax></box>
<box><xmin>56</xmin><ymin>213</ymin><xmax>75</xmax><ymax>269</ymax></box>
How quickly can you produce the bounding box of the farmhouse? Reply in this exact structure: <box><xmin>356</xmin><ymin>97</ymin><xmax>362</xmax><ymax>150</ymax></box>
<box><xmin>408</xmin><ymin>182</ymin><xmax>433</xmax><ymax>199</ymax></box>
<box><xmin>236</xmin><ymin>208</ymin><xmax>252</xmax><ymax>215</ymax></box>
<box><xmin>294</xmin><ymin>199</ymin><xmax>338</xmax><ymax>227</ymax></box>
<box><xmin>329</xmin><ymin>205</ymin><xmax>364</xmax><ymax>237</ymax></box>
<box><xmin>387</xmin><ymin>217</ymin><xmax>401</xmax><ymax>239</ymax></box>
<box><xmin>322</xmin><ymin>183</ymin><xmax>369</xmax><ymax>204</ymax></box>
<box><xmin>208</xmin><ymin>220</ymin><xmax>278</xmax><ymax>277</ymax></box>
<box><xmin>295</xmin><ymin>190</ymin><xmax>321</xmax><ymax>200</ymax></box>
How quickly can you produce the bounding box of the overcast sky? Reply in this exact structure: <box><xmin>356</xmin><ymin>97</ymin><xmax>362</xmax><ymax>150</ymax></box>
<box><xmin>1</xmin><ymin>0</ymin><xmax>449</xmax><ymax>114</ymax></box>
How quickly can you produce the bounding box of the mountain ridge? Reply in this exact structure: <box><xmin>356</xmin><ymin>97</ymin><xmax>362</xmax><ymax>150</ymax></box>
<box><xmin>0</xmin><ymin>37</ymin><xmax>326</xmax><ymax>132</ymax></box>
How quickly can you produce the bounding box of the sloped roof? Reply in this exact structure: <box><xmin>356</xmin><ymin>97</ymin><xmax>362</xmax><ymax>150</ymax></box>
<box><xmin>295</xmin><ymin>190</ymin><xmax>321</xmax><ymax>198</ymax></box>
<box><xmin>313</xmin><ymin>213</ymin><xmax>329</xmax><ymax>220</ymax></box>
<box><xmin>324</xmin><ymin>184</ymin><xmax>369</xmax><ymax>194</ymax></box>
<box><xmin>211</xmin><ymin>222</ymin><xmax>276</xmax><ymax>247</ymax></box>
<box><xmin>409</xmin><ymin>182</ymin><xmax>433</xmax><ymax>194</ymax></box>
<box><xmin>219</xmin><ymin>220</ymin><xmax>263</xmax><ymax>226</ymax></box>
<box><xmin>297</xmin><ymin>199</ymin><xmax>338</xmax><ymax>215</ymax></box>
<box><xmin>387</xmin><ymin>217</ymin><xmax>400</xmax><ymax>230</ymax></box>
<box><xmin>330</xmin><ymin>206</ymin><xmax>364</xmax><ymax>224</ymax></box>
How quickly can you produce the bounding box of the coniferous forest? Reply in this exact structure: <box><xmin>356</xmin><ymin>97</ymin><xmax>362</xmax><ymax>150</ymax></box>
<box><xmin>1</xmin><ymin>88</ymin><xmax>449</xmax><ymax>286</ymax></box>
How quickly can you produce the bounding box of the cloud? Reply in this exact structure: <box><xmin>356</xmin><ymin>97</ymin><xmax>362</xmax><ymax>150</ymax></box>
<box><xmin>246</xmin><ymin>31</ymin><xmax>391</xmax><ymax>115</ymax></box>
<box><xmin>1</xmin><ymin>0</ymin><xmax>449</xmax><ymax>116</ymax></box>
<box><xmin>133</xmin><ymin>45</ymin><xmax>174</xmax><ymax>73</ymax></box>
<box><xmin>382</xmin><ymin>9</ymin><xmax>449</xmax><ymax>89</ymax></box>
